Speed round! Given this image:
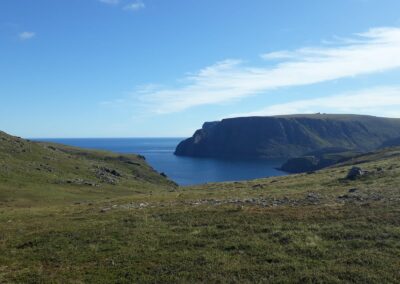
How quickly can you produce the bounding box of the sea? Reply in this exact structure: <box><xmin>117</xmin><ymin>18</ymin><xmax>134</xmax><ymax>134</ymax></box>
<box><xmin>36</xmin><ymin>138</ymin><xmax>287</xmax><ymax>186</ymax></box>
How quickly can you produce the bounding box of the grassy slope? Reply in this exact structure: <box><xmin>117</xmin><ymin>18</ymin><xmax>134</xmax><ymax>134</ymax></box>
<box><xmin>0</xmin><ymin>131</ymin><xmax>176</xmax><ymax>207</ymax></box>
<box><xmin>1</xmin><ymin>132</ymin><xmax>400</xmax><ymax>283</ymax></box>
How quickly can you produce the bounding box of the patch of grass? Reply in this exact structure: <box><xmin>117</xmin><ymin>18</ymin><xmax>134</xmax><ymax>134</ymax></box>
<box><xmin>1</xmin><ymin>203</ymin><xmax>399</xmax><ymax>283</ymax></box>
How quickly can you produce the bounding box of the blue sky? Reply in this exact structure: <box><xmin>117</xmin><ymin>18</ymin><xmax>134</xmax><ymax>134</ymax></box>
<box><xmin>1</xmin><ymin>0</ymin><xmax>400</xmax><ymax>138</ymax></box>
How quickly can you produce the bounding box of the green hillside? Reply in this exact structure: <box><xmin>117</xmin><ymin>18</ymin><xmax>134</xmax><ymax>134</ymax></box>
<box><xmin>1</xmin><ymin>131</ymin><xmax>400</xmax><ymax>283</ymax></box>
<box><xmin>0</xmin><ymin>131</ymin><xmax>176</xmax><ymax>207</ymax></box>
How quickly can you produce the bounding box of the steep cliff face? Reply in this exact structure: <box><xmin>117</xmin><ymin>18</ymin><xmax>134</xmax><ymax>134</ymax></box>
<box><xmin>175</xmin><ymin>114</ymin><xmax>400</xmax><ymax>159</ymax></box>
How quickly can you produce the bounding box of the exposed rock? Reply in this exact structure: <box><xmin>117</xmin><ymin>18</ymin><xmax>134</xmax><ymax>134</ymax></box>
<box><xmin>346</xmin><ymin>167</ymin><xmax>365</xmax><ymax>180</ymax></box>
<box><xmin>305</xmin><ymin>192</ymin><xmax>320</xmax><ymax>203</ymax></box>
<box><xmin>337</xmin><ymin>194</ymin><xmax>363</xmax><ymax>202</ymax></box>
<box><xmin>36</xmin><ymin>164</ymin><xmax>54</xmax><ymax>173</ymax></box>
<box><xmin>63</xmin><ymin>179</ymin><xmax>98</xmax><ymax>187</ymax></box>
<box><xmin>94</xmin><ymin>166</ymin><xmax>122</xmax><ymax>185</ymax></box>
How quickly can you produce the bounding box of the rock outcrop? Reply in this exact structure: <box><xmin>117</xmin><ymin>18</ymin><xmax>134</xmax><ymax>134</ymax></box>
<box><xmin>346</xmin><ymin>167</ymin><xmax>366</xmax><ymax>180</ymax></box>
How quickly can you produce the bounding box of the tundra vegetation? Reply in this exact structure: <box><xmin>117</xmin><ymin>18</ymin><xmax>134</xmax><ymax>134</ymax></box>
<box><xmin>1</xmin><ymin>130</ymin><xmax>400</xmax><ymax>283</ymax></box>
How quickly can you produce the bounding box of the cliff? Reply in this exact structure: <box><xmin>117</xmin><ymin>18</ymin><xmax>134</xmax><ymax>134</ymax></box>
<box><xmin>175</xmin><ymin>114</ymin><xmax>400</xmax><ymax>159</ymax></box>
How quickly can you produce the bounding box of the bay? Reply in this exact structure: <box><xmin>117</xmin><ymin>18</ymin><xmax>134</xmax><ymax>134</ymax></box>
<box><xmin>36</xmin><ymin>138</ymin><xmax>287</xmax><ymax>186</ymax></box>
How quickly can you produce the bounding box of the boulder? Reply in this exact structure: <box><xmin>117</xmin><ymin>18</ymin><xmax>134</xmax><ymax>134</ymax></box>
<box><xmin>346</xmin><ymin>167</ymin><xmax>365</xmax><ymax>180</ymax></box>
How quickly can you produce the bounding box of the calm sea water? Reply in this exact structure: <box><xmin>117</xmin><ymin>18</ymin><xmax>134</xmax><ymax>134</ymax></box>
<box><xmin>36</xmin><ymin>138</ymin><xmax>287</xmax><ymax>186</ymax></box>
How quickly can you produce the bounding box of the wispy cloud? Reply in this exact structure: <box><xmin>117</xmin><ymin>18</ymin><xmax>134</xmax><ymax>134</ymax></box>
<box><xmin>99</xmin><ymin>0</ymin><xmax>119</xmax><ymax>4</ymax></box>
<box><xmin>230</xmin><ymin>86</ymin><xmax>400</xmax><ymax>118</ymax></box>
<box><xmin>124</xmin><ymin>1</ymin><xmax>145</xmax><ymax>11</ymax></box>
<box><xmin>99</xmin><ymin>0</ymin><xmax>145</xmax><ymax>12</ymax></box>
<box><xmin>137</xmin><ymin>27</ymin><xmax>400</xmax><ymax>114</ymax></box>
<box><xmin>19</xmin><ymin>31</ymin><xmax>35</xmax><ymax>41</ymax></box>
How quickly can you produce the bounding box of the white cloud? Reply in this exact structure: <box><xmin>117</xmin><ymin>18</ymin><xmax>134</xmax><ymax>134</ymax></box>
<box><xmin>230</xmin><ymin>86</ymin><xmax>400</xmax><ymax>118</ymax></box>
<box><xmin>99</xmin><ymin>0</ymin><xmax>119</xmax><ymax>4</ymax></box>
<box><xmin>124</xmin><ymin>1</ymin><xmax>145</xmax><ymax>11</ymax></box>
<box><xmin>19</xmin><ymin>31</ymin><xmax>35</xmax><ymax>41</ymax></box>
<box><xmin>137</xmin><ymin>27</ymin><xmax>400</xmax><ymax>114</ymax></box>
<box><xmin>260</xmin><ymin>50</ymin><xmax>296</xmax><ymax>60</ymax></box>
